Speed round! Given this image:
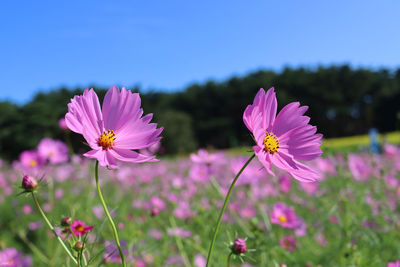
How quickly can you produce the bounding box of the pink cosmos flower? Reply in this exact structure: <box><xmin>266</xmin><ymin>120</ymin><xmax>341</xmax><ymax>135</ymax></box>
<box><xmin>314</xmin><ymin>158</ymin><xmax>336</xmax><ymax>177</ymax></box>
<box><xmin>190</xmin><ymin>149</ymin><xmax>223</xmax><ymax>165</ymax></box>
<box><xmin>384</xmin><ymin>144</ymin><xmax>399</xmax><ymax>158</ymax></box>
<box><xmin>280</xmin><ymin>235</ymin><xmax>296</xmax><ymax>251</ymax></box>
<box><xmin>71</xmin><ymin>220</ymin><xmax>93</xmax><ymax>236</ymax></box>
<box><xmin>148</xmin><ymin>228</ymin><xmax>163</xmax><ymax>240</ymax></box>
<box><xmin>28</xmin><ymin>221</ymin><xmax>42</xmax><ymax>231</ymax></box>
<box><xmin>300</xmin><ymin>181</ymin><xmax>319</xmax><ymax>195</ymax></box>
<box><xmin>243</xmin><ymin>88</ymin><xmax>322</xmax><ymax>182</ymax></box>
<box><xmin>19</xmin><ymin>150</ymin><xmax>44</xmax><ymax>170</ymax></box>
<box><xmin>388</xmin><ymin>260</ymin><xmax>400</xmax><ymax>267</ymax></box>
<box><xmin>65</xmin><ymin>86</ymin><xmax>163</xmax><ymax>168</ymax></box>
<box><xmin>279</xmin><ymin>173</ymin><xmax>291</xmax><ymax>193</ymax></box>
<box><xmin>194</xmin><ymin>254</ymin><xmax>206</xmax><ymax>267</ymax></box>
<box><xmin>294</xmin><ymin>217</ymin><xmax>307</xmax><ymax>236</ymax></box>
<box><xmin>0</xmin><ymin>248</ymin><xmax>32</xmax><ymax>267</ymax></box>
<box><xmin>103</xmin><ymin>240</ymin><xmax>129</xmax><ymax>264</ymax></box>
<box><xmin>149</xmin><ymin>196</ymin><xmax>166</xmax><ymax>211</ymax></box>
<box><xmin>167</xmin><ymin>227</ymin><xmax>191</xmax><ymax>238</ymax></box>
<box><xmin>348</xmin><ymin>154</ymin><xmax>371</xmax><ymax>181</ymax></box>
<box><xmin>58</xmin><ymin>118</ymin><xmax>69</xmax><ymax>130</ymax></box>
<box><xmin>270</xmin><ymin>202</ymin><xmax>300</xmax><ymax>229</ymax></box>
<box><xmin>189</xmin><ymin>164</ymin><xmax>211</xmax><ymax>183</ymax></box>
<box><xmin>22</xmin><ymin>205</ymin><xmax>32</xmax><ymax>215</ymax></box>
<box><xmin>37</xmin><ymin>138</ymin><xmax>69</xmax><ymax>164</ymax></box>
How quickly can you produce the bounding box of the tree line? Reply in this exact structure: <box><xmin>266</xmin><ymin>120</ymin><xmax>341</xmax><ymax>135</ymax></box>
<box><xmin>1</xmin><ymin>65</ymin><xmax>399</xmax><ymax>160</ymax></box>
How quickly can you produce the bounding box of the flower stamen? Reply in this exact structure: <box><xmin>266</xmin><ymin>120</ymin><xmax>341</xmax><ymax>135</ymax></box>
<box><xmin>98</xmin><ymin>130</ymin><xmax>116</xmax><ymax>150</ymax></box>
<box><xmin>278</xmin><ymin>215</ymin><xmax>287</xmax><ymax>223</ymax></box>
<box><xmin>263</xmin><ymin>132</ymin><xmax>279</xmax><ymax>154</ymax></box>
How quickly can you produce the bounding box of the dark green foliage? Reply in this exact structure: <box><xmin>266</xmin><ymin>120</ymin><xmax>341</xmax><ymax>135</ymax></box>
<box><xmin>157</xmin><ymin>110</ymin><xmax>197</xmax><ymax>154</ymax></box>
<box><xmin>1</xmin><ymin>65</ymin><xmax>399</xmax><ymax>160</ymax></box>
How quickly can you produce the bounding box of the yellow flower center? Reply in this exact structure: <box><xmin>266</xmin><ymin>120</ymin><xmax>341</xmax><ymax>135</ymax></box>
<box><xmin>278</xmin><ymin>215</ymin><xmax>287</xmax><ymax>223</ymax></box>
<box><xmin>29</xmin><ymin>160</ymin><xmax>37</xmax><ymax>167</ymax></box>
<box><xmin>263</xmin><ymin>132</ymin><xmax>280</xmax><ymax>154</ymax></box>
<box><xmin>97</xmin><ymin>130</ymin><xmax>116</xmax><ymax>150</ymax></box>
<box><xmin>75</xmin><ymin>225</ymin><xmax>85</xmax><ymax>232</ymax></box>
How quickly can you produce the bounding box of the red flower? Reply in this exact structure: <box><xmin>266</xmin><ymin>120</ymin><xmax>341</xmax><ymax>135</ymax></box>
<box><xmin>71</xmin><ymin>220</ymin><xmax>93</xmax><ymax>236</ymax></box>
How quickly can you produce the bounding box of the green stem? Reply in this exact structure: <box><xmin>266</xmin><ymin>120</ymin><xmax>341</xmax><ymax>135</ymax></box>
<box><xmin>169</xmin><ymin>216</ymin><xmax>192</xmax><ymax>267</ymax></box>
<box><xmin>17</xmin><ymin>231</ymin><xmax>49</xmax><ymax>264</ymax></box>
<box><xmin>31</xmin><ymin>192</ymin><xmax>78</xmax><ymax>265</ymax></box>
<box><xmin>94</xmin><ymin>161</ymin><xmax>126</xmax><ymax>267</ymax></box>
<box><xmin>206</xmin><ymin>153</ymin><xmax>255</xmax><ymax>267</ymax></box>
<box><xmin>227</xmin><ymin>252</ymin><xmax>233</xmax><ymax>267</ymax></box>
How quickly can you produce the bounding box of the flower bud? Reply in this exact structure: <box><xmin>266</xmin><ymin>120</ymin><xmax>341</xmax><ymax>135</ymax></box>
<box><xmin>22</xmin><ymin>175</ymin><xmax>38</xmax><ymax>191</ymax></box>
<box><xmin>74</xmin><ymin>241</ymin><xmax>86</xmax><ymax>251</ymax></box>
<box><xmin>61</xmin><ymin>216</ymin><xmax>72</xmax><ymax>227</ymax></box>
<box><xmin>232</xmin><ymin>238</ymin><xmax>247</xmax><ymax>254</ymax></box>
<box><xmin>150</xmin><ymin>208</ymin><xmax>159</xmax><ymax>217</ymax></box>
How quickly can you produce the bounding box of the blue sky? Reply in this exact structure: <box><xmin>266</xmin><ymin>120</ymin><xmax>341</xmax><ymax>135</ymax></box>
<box><xmin>1</xmin><ymin>1</ymin><xmax>399</xmax><ymax>104</ymax></box>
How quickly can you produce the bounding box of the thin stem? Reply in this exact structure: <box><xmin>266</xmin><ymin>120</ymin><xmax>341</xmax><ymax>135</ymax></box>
<box><xmin>17</xmin><ymin>231</ymin><xmax>49</xmax><ymax>264</ymax></box>
<box><xmin>206</xmin><ymin>153</ymin><xmax>255</xmax><ymax>267</ymax></box>
<box><xmin>94</xmin><ymin>160</ymin><xmax>126</xmax><ymax>267</ymax></box>
<box><xmin>227</xmin><ymin>252</ymin><xmax>233</xmax><ymax>267</ymax></box>
<box><xmin>31</xmin><ymin>192</ymin><xmax>78</xmax><ymax>265</ymax></box>
<box><xmin>82</xmin><ymin>251</ymin><xmax>88</xmax><ymax>266</ymax></box>
<box><xmin>169</xmin><ymin>216</ymin><xmax>192</xmax><ymax>267</ymax></box>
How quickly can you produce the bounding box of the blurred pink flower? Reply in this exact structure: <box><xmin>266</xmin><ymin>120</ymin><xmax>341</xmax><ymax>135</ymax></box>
<box><xmin>54</xmin><ymin>189</ymin><xmax>64</xmax><ymax>199</ymax></box>
<box><xmin>239</xmin><ymin>206</ymin><xmax>257</xmax><ymax>218</ymax></box>
<box><xmin>42</xmin><ymin>203</ymin><xmax>52</xmax><ymax>212</ymax></box>
<box><xmin>243</xmin><ymin>88</ymin><xmax>322</xmax><ymax>182</ymax></box>
<box><xmin>22</xmin><ymin>205</ymin><xmax>32</xmax><ymax>214</ymax></box>
<box><xmin>19</xmin><ymin>150</ymin><xmax>44</xmax><ymax>170</ymax></box>
<box><xmin>103</xmin><ymin>240</ymin><xmax>129</xmax><ymax>264</ymax></box>
<box><xmin>189</xmin><ymin>164</ymin><xmax>211</xmax><ymax>183</ymax></box>
<box><xmin>384</xmin><ymin>144</ymin><xmax>399</xmax><ymax>158</ymax></box>
<box><xmin>315</xmin><ymin>233</ymin><xmax>328</xmax><ymax>246</ymax></box>
<box><xmin>294</xmin><ymin>217</ymin><xmax>307</xmax><ymax>236</ymax></box>
<box><xmin>387</xmin><ymin>260</ymin><xmax>400</xmax><ymax>267</ymax></box>
<box><xmin>58</xmin><ymin>118</ymin><xmax>68</xmax><ymax>130</ymax></box>
<box><xmin>92</xmin><ymin>205</ymin><xmax>105</xmax><ymax>219</ymax></box>
<box><xmin>28</xmin><ymin>221</ymin><xmax>42</xmax><ymax>231</ymax></box>
<box><xmin>280</xmin><ymin>235</ymin><xmax>296</xmax><ymax>251</ymax></box>
<box><xmin>174</xmin><ymin>201</ymin><xmax>193</xmax><ymax>219</ymax></box>
<box><xmin>385</xmin><ymin>174</ymin><xmax>399</xmax><ymax>188</ymax></box>
<box><xmin>313</xmin><ymin>158</ymin><xmax>336</xmax><ymax>179</ymax></box>
<box><xmin>37</xmin><ymin>138</ymin><xmax>69</xmax><ymax>164</ymax></box>
<box><xmin>65</xmin><ymin>86</ymin><xmax>163</xmax><ymax>168</ymax></box>
<box><xmin>0</xmin><ymin>248</ymin><xmax>32</xmax><ymax>267</ymax></box>
<box><xmin>300</xmin><ymin>181</ymin><xmax>319</xmax><ymax>195</ymax></box>
<box><xmin>167</xmin><ymin>227</ymin><xmax>191</xmax><ymax>238</ymax></box>
<box><xmin>279</xmin><ymin>173</ymin><xmax>291</xmax><ymax>193</ymax></box>
<box><xmin>190</xmin><ymin>149</ymin><xmax>223</xmax><ymax>165</ymax></box>
<box><xmin>329</xmin><ymin>215</ymin><xmax>339</xmax><ymax>224</ymax></box>
<box><xmin>270</xmin><ymin>202</ymin><xmax>300</xmax><ymax>229</ymax></box>
<box><xmin>194</xmin><ymin>254</ymin><xmax>206</xmax><ymax>267</ymax></box>
<box><xmin>348</xmin><ymin>154</ymin><xmax>371</xmax><ymax>181</ymax></box>
<box><xmin>148</xmin><ymin>229</ymin><xmax>163</xmax><ymax>240</ymax></box>
<box><xmin>149</xmin><ymin>196</ymin><xmax>166</xmax><ymax>211</ymax></box>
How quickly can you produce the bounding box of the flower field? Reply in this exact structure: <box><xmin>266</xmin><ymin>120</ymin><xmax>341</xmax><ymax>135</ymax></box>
<box><xmin>1</xmin><ymin>144</ymin><xmax>400</xmax><ymax>266</ymax></box>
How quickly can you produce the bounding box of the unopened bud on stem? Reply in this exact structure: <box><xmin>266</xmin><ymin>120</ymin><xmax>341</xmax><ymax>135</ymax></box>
<box><xmin>22</xmin><ymin>175</ymin><xmax>38</xmax><ymax>191</ymax></box>
<box><xmin>232</xmin><ymin>238</ymin><xmax>247</xmax><ymax>255</ymax></box>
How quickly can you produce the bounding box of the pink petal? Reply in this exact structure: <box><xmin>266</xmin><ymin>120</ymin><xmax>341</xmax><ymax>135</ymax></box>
<box><xmin>109</xmin><ymin>148</ymin><xmax>157</xmax><ymax>163</ymax></box>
